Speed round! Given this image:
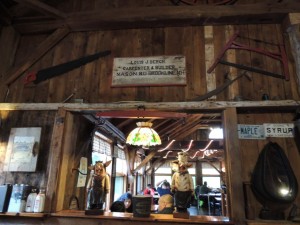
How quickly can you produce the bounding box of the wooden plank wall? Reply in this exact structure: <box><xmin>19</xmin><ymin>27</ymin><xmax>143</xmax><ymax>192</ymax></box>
<box><xmin>0</xmin><ymin>3</ymin><xmax>299</xmax><ymax>103</ymax></box>
<box><xmin>0</xmin><ymin>0</ymin><xmax>299</xmax><ymax>224</ymax></box>
<box><xmin>1</xmin><ymin>23</ymin><xmax>298</xmax><ymax>103</ymax></box>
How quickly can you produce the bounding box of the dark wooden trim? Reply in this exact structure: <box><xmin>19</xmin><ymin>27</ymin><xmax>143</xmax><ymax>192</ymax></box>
<box><xmin>12</xmin><ymin>3</ymin><xmax>300</xmax><ymax>34</ymax></box>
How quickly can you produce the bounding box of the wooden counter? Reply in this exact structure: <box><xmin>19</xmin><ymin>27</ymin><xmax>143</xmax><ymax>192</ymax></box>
<box><xmin>51</xmin><ymin>210</ymin><xmax>232</xmax><ymax>224</ymax></box>
<box><xmin>0</xmin><ymin>210</ymin><xmax>233</xmax><ymax>225</ymax></box>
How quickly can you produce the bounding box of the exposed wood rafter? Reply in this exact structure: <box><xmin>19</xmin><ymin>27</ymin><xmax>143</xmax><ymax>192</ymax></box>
<box><xmin>11</xmin><ymin>3</ymin><xmax>300</xmax><ymax>34</ymax></box>
<box><xmin>0</xmin><ymin>100</ymin><xmax>298</xmax><ymax>111</ymax></box>
<box><xmin>13</xmin><ymin>0</ymin><xmax>66</xmax><ymax>19</ymax></box>
<box><xmin>132</xmin><ymin>150</ymin><xmax>157</xmax><ymax>174</ymax></box>
<box><xmin>4</xmin><ymin>27</ymin><xmax>70</xmax><ymax>86</ymax></box>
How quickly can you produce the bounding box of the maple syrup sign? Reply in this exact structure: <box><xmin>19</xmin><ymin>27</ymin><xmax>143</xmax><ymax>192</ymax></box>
<box><xmin>111</xmin><ymin>55</ymin><xmax>186</xmax><ymax>87</ymax></box>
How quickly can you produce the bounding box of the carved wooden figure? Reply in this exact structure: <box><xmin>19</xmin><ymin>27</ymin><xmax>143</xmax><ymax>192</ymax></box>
<box><xmin>86</xmin><ymin>160</ymin><xmax>111</xmax><ymax>214</ymax></box>
<box><xmin>171</xmin><ymin>152</ymin><xmax>194</xmax><ymax>217</ymax></box>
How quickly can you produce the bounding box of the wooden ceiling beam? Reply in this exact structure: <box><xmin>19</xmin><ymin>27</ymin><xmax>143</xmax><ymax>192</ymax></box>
<box><xmin>96</xmin><ymin>110</ymin><xmax>187</xmax><ymax>118</ymax></box>
<box><xmin>132</xmin><ymin>150</ymin><xmax>157</xmax><ymax>174</ymax></box>
<box><xmin>168</xmin><ymin>115</ymin><xmax>202</xmax><ymax>139</ymax></box>
<box><xmin>152</xmin><ymin>119</ymin><xmax>173</xmax><ymax>130</ymax></box>
<box><xmin>13</xmin><ymin>0</ymin><xmax>66</xmax><ymax>19</ymax></box>
<box><xmin>158</xmin><ymin>119</ymin><xmax>184</xmax><ymax>136</ymax></box>
<box><xmin>116</xmin><ymin>118</ymin><xmax>136</xmax><ymax>129</ymax></box>
<box><xmin>11</xmin><ymin>2</ymin><xmax>300</xmax><ymax>34</ymax></box>
<box><xmin>0</xmin><ymin>100</ymin><xmax>298</xmax><ymax>111</ymax></box>
<box><xmin>4</xmin><ymin>27</ymin><xmax>70</xmax><ymax>86</ymax></box>
<box><xmin>166</xmin><ymin>117</ymin><xmax>199</xmax><ymax>137</ymax></box>
<box><xmin>173</xmin><ymin>124</ymin><xmax>204</xmax><ymax>140</ymax></box>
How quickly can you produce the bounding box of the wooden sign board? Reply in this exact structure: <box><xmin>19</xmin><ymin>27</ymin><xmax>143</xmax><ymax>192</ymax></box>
<box><xmin>111</xmin><ymin>55</ymin><xmax>186</xmax><ymax>87</ymax></box>
<box><xmin>3</xmin><ymin>127</ymin><xmax>42</xmax><ymax>172</ymax></box>
<box><xmin>237</xmin><ymin>124</ymin><xmax>265</xmax><ymax>139</ymax></box>
<box><xmin>264</xmin><ymin>123</ymin><xmax>294</xmax><ymax>137</ymax></box>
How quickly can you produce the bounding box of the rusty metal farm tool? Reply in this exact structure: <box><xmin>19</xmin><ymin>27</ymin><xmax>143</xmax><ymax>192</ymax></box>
<box><xmin>191</xmin><ymin>71</ymin><xmax>251</xmax><ymax>101</ymax></box>
<box><xmin>207</xmin><ymin>31</ymin><xmax>289</xmax><ymax>81</ymax></box>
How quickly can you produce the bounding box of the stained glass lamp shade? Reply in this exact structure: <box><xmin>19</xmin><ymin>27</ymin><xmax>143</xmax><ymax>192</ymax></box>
<box><xmin>126</xmin><ymin>122</ymin><xmax>161</xmax><ymax>147</ymax></box>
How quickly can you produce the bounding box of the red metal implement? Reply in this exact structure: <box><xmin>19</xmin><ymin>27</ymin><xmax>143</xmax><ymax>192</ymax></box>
<box><xmin>207</xmin><ymin>31</ymin><xmax>289</xmax><ymax>80</ymax></box>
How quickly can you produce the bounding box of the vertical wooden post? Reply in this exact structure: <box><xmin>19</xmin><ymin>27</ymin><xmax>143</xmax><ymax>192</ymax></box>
<box><xmin>54</xmin><ymin>110</ymin><xmax>77</xmax><ymax>211</ymax></box>
<box><xmin>223</xmin><ymin>107</ymin><xmax>245</xmax><ymax>224</ymax></box>
<box><xmin>205</xmin><ymin>25</ymin><xmax>216</xmax><ymax>99</ymax></box>
<box><xmin>195</xmin><ymin>160</ymin><xmax>203</xmax><ymax>186</ymax></box>
<box><xmin>110</xmin><ymin>154</ymin><xmax>117</xmax><ymax>203</ymax></box>
<box><xmin>44</xmin><ymin>108</ymin><xmax>66</xmax><ymax>213</ymax></box>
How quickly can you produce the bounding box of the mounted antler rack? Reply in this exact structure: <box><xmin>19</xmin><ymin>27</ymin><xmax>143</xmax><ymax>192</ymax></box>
<box><xmin>207</xmin><ymin>31</ymin><xmax>289</xmax><ymax>81</ymax></box>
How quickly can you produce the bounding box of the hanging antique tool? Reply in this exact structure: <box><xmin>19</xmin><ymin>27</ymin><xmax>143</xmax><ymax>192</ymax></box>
<box><xmin>24</xmin><ymin>50</ymin><xmax>111</xmax><ymax>84</ymax></box>
<box><xmin>207</xmin><ymin>31</ymin><xmax>289</xmax><ymax>80</ymax></box>
<box><xmin>191</xmin><ymin>71</ymin><xmax>251</xmax><ymax>101</ymax></box>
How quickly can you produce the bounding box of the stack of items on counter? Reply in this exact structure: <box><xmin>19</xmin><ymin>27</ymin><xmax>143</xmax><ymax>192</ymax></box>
<box><xmin>0</xmin><ymin>183</ymin><xmax>45</xmax><ymax>213</ymax></box>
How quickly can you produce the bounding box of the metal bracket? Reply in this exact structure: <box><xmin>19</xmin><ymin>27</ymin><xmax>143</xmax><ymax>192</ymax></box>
<box><xmin>207</xmin><ymin>31</ymin><xmax>289</xmax><ymax>80</ymax></box>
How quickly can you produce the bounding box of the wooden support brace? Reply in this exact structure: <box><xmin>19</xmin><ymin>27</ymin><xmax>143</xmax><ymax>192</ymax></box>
<box><xmin>5</xmin><ymin>27</ymin><xmax>70</xmax><ymax>86</ymax></box>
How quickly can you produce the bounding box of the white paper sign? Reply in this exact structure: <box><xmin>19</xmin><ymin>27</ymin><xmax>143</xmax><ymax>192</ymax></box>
<box><xmin>264</xmin><ymin>123</ymin><xmax>294</xmax><ymax>137</ymax></box>
<box><xmin>112</xmin><ymin>55</ymin><xmax>186</xmax><ymax>87</ymax></box>
<box><xmin>77</xmin><ymin>157</ymin><xmax>88</xmax><ymax>187</ymax></box>
<box><xmin>238</xmin><ymin>124</ymin><xmax>265</xmax><ymax>139</ymax></box>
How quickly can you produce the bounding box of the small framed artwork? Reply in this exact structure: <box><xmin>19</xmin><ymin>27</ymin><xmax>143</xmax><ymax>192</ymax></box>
<box><xmin>3</xmin><ymin>127</ymin><xmax>42</xmax><ymax>172</ymax></box>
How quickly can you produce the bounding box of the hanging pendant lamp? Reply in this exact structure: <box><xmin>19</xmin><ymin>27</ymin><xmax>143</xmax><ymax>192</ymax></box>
<box><xmin>126</xmin><ymin>122</ymin><xmax>161</xmax><ymax>147</ymax></box>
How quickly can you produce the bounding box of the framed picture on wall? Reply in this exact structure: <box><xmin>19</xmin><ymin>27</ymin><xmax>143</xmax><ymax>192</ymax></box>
<box><xmin>3</xmin><ymin>127</ymin><xmax>42</xmax><ymax>172</ymax></box>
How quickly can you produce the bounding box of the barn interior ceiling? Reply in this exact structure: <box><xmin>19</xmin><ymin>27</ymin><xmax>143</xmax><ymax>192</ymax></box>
<box><xmin>83</xmin><ymin>109</ymin><xmax>224</xmax><ymax>162</ymax></box>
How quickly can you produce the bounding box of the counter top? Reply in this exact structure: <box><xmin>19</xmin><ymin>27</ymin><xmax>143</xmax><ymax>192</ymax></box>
<box><xmin>51</xmin><ymin>210</ymin><xmax>232</xmax><ymax>224</ymax></box>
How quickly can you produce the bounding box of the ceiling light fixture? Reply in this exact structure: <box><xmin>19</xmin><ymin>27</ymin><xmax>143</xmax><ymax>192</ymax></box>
<box><xmin>158</xmin><ymin>139</ymin><xmax>175</xmax><ymax>152</ymax></box>
<box><xmin>182</xmin><ymin>140</ymin><xmax>194</xmax><ymax>152</ymax></box>
<box><xmin>126</xmin><ymin>122</ymin><xmax>161</xmax><ymax>147</ymax></box>
<box><xmin>209</xmin><ymin>127</ymin><xmax>224</xmax><ymax>139</ymax></box>
<box><xmin>163</xmin><ymin>151</ymin><xmax>173</xmax><ymax>158</ymax></box>
<box><xmin>190</xmin><ymin>140</ymin><xmax>214</xmax><ymax>159</ymax></box>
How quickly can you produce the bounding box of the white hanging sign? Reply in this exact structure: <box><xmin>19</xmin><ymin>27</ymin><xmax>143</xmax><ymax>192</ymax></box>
<box><xmin>112</xmin><ymin>55</ymin><xmax>186</xmax><ymax>87</ymax></box>
<box><xmin>77</xmin><ymin>157</ymin><xmax>88</xmax><ymax>187</ymax></box>
<box><xmin>264</xmin><ymin>123</ymin><xmax>294</xmax><ymax>138</ymax></box>
<box><xmin>238</xmin><ymin>124</ymin><xmax>265</xmax><ymax>139</ymax></box>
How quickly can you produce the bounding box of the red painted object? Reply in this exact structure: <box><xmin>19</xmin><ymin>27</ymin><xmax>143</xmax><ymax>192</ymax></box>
<box><xmin>207</xmin><ymin>31</ymin><xmax>289</xmax><ymax>80</ymax></box>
